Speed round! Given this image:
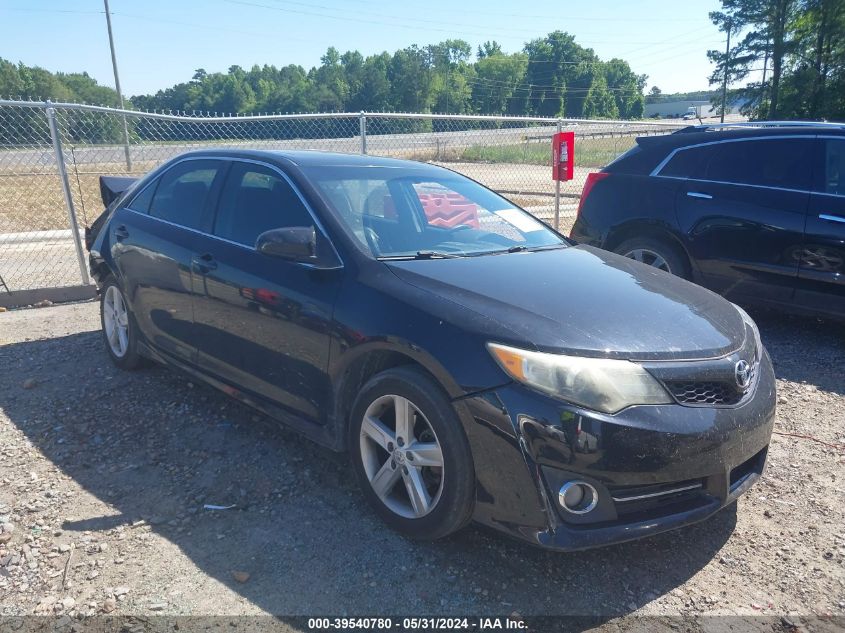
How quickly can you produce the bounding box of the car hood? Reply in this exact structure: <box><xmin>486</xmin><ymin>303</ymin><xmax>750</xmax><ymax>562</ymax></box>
<box><xmin>385</xmin><ymin>245</ymin><xmax>746</xmax><ymax>361</ymax></box>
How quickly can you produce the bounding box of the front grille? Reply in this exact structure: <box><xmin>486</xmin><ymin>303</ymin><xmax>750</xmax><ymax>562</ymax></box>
<box><xmin>665</xmin><ymin>380</ymin><xmax>744</xmax><ymax>405</ymax></box>
<box><xmin>664</xmin><ymin>361</ymin><xmax>756</xmax><ymax>407</ymax></box>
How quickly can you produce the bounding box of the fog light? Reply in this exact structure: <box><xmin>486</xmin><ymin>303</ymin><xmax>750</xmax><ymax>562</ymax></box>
<box><xmin>558</xmin><ymin>481</ymin><xmax>598</xmax><ymax>514</ymax></box>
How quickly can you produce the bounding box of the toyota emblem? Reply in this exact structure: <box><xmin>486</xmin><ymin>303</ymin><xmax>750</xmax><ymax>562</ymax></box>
<box><xmin>735</xmin><ymin>360</ymin><xmax>752</xmax><ymax>389</ymax></box>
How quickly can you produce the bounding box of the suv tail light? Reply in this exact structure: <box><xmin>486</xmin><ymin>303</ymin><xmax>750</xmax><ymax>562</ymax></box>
<box><xmin>577</xmin><ymin>172</ymin><xmax>610</xmax><ymax>217</ymax></box>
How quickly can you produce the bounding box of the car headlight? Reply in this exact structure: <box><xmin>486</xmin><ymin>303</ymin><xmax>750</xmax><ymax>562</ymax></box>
<box><xmin>487</xmin><ymin>343</ymin><xmax>672</xmax><ymax>414</ymax></box>
<box><xmin>732</xmin><ymin>304</ymin><xmax>762</xmax><ymax>360</ymax></box>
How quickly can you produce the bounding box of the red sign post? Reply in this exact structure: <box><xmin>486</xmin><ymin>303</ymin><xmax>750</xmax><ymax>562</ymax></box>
<box><xmin>552</xmin><ymin>131</ymin><xmax>575</xmax><ymax>181</ymax></box>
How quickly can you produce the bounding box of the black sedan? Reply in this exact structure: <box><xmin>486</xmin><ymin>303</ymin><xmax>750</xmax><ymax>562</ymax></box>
<box><xmin>88</xmin><ymin>150</ymin><xmax>775</xmax><ymax>550</ymax></box>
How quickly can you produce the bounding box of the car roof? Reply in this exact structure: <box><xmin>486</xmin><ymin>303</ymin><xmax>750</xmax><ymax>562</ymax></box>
<box><xmin>638</xmin><ymin>123</ymin><xmax>845</xmax><ymax>151</ymax></box>
<box><xmin>168</xmin><ymin>148</ymin><xmax>446</xmax><ymax>171</ymax></box>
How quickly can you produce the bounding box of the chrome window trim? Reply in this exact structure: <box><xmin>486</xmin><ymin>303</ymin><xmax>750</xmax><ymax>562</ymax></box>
<box><xmin>120</xmin><ymin>154</ymin><xmax>343</xmax><ymax>269</ymax></box>
<box><xmin>652</xmin><ymin>174</ymin><xmax>812</xmax><ymax>196</ymax></box>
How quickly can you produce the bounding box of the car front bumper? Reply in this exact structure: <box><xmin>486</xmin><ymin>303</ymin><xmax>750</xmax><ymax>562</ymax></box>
<box><xmin>456</xmin><ymin>349</ymin><xmax>776</xmax><ymax>551</ymax></box>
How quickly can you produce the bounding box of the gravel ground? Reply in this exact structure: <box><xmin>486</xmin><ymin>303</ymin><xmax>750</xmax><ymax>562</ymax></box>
<box><xmin>0</xmin><ymin>300</ymin><xmax>843</xmax><ymax>631</ymax></box>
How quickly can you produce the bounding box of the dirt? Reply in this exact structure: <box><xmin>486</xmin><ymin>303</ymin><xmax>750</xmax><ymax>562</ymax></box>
<box><xmin>0</xmin><ymin>301</ymin><xmax>843</xmax><ymax>631</ymax></box>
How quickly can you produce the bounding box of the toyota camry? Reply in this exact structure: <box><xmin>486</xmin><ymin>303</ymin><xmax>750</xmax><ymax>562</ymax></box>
<box><xmin>87</xmin><ymin>150</ymin><xmax>776</xmax><ymax>550</ymax></box>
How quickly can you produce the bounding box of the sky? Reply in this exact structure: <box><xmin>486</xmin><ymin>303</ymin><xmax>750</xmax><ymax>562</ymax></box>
<box><xmin>1</xmin><ymin>0</ymin><xmax>736</xmax><ymax>99</ymax></box>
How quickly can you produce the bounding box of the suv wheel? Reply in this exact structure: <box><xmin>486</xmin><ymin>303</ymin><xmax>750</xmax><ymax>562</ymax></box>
<box><xmin>349</xmin><ymin>366</ymin><xmax>475</xmax><ymax>540</ymax></box>
<box><xmin>615</xmin><ymin>237</ymin><xmax>689</xmax><ymax>279</ymax></box>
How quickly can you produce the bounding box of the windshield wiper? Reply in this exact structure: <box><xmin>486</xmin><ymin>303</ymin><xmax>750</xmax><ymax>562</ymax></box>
<box><xmin>378</xmin><ymin>250</ymin><xmax>464</xmax><ymax>261</ymax></box>
<box><xmin>482</xmin><ymin>243</ymin><xmax>567</xmax><ymax>256</ymax></box>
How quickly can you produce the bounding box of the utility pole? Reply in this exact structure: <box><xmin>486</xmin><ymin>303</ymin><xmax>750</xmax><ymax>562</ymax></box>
<box><xmin>720</xmin><ymin>18</ymin><xmax>732</xmax><ymax>124</ymax></box>
<box><xmin>104</xmin><ymin>0</ymin><xmax>132</xmax><ymax>170</ymax></box>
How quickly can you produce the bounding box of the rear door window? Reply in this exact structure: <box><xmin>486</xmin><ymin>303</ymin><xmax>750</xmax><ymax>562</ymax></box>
<box><xmin>149</xmin><ymin>160</ymin><xmax>222</xmax><ymax>230</ymax></box>
<box><xmin>701</xmin><ymin>138</ymin><xmax>814</xmax><ymax>190</ymax></box>
<box><xmin>213</xmin><ymin>162</ymin><xmax>314</xmax><ymax>246</ymax></box>
<box><xmin>126</xmin><ymin>181</ymin><xmax>156</xmax><ymax>213</ymax></box>
<box><xmin>821</xmin><ymin>139</ymin><xmax>845</xmax><ymax>196</ymax></box>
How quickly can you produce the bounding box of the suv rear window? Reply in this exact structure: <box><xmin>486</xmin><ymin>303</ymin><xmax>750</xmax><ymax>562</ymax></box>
<box><xmin>660</xmin><ymin>146</ymin><xmax>710</xmax><ymax>178</ymax></box>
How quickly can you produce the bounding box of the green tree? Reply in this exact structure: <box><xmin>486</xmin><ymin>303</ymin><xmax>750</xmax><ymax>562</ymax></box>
<box><xmin>472</xmin><ymin>52</ymin><xmax>528</xmax><ymax>115</ymax></box>
<box><xmin>583</xmin><ymin>73</ymin><xmax>619</xmax><ymax>118</ymax></box>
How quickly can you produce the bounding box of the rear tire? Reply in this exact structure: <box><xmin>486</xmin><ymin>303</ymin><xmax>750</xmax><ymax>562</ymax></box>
<box><xmin>349</xmin><ymin>366</ymin><xmax>475</xmax><ymax>540</ymax></box>
<box><xmin>100</xmin><ymin>276</ymin><xmax>144</xmax><ymax>370</ymax></box>
<box><xmin>615</xmin><ymin>236</ymin><xmax>690</xmax><ymax>279</ymax></box>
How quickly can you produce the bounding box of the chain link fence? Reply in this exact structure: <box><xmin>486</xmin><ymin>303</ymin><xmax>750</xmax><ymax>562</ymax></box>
<box><xmin>0</xmin><ymin>100</ymin><xmax>683</xmax><ymax>304</ymax></box>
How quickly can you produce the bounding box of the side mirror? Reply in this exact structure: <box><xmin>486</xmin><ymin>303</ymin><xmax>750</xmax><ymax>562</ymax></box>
<box><xmin>256</xmin><ymin>226</ymin><xmax>316</xmax><ymax>261</ymax></box>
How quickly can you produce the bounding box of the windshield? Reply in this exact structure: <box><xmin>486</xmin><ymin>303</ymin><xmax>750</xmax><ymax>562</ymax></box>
<box><xmin>302</xmin><ymin>165</ymin><xmax>566</xmax><ymax>259</ymax></box>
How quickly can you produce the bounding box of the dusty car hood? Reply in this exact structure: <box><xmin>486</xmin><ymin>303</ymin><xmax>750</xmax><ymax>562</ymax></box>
<box><xmin>385</xmin><ymin>245</ymin><xmax>746</xmax><ymax>361</ymax></box>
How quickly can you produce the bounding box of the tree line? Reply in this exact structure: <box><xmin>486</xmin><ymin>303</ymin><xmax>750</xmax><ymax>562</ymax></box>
<box><xmin>708</xmin><ymin>0</ymin><xmax>844</xmax><ymax>120</ymax></box>
<box><xmin>1</xmin><ymin>31</ymin><xmax>646</xmax><ymax>124</ymax></box>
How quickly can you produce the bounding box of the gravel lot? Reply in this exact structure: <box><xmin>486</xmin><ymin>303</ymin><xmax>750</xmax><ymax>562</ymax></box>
<box><xmin>0</xmin><ymin>300</ymin><xmax>843</xmax><ymax>631</ymax></box>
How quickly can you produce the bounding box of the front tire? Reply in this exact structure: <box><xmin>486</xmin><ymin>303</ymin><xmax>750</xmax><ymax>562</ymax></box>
<box><xmin>100</xmin><ymin>276</ymin><xmax>144</xmax><ymax>370</ymax></box>
<box><xmin>349</xmin><ymin>366</ymin><xmax>475</xmax><ymax>540</ymax></box>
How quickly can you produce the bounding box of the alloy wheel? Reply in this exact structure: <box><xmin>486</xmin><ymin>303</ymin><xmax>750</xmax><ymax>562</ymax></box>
<box><xmin>623</xmin><ymin>248</ymin><xmax>672</xmax><ymax>273</ymax></box>
<box><xmin>359</xmin><ymin>394</ymin><xmax>445</xmax><ymax>519</ymax></box>
<box><xmin>103</xmin><ymin>285</ymin><xmax>130</xmax><ymax>358</ymax></box>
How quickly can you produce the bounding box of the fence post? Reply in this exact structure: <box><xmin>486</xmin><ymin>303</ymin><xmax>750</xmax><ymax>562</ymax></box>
<box><xmin>120</xmin><ymin>113</ymin><xmax>132</xmax><ymax>171</ymax></box>
<box><xmin>553</xmin><ymin>118</ymin><xmax>562</xmax><ymax>230</ymax></box>
<box><xmin>45</xmin><ymin>101</ymin><xmax>91</xmax><ymax>287</ymax></box>
<box><xmin>359</xmin><ymin>112</ymin><xmax>367</xmax><ymax>155</ymax></box>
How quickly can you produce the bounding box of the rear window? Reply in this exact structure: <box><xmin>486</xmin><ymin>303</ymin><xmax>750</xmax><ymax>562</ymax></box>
<box><xmin>659</xmin><ymin>145</ymin><xmax>712</xmax><ymax>178</ymax></box>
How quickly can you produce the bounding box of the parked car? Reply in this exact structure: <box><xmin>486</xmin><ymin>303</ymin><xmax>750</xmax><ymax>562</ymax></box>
<box><xmin>88</xmin><ymin>150</ymin><xmax>775</xmax><ymax>550</ymax></box>
<box><xmin>570</xmin><ymin>122</ymin><xmax>845</xmax><ymax>320</ymax></box>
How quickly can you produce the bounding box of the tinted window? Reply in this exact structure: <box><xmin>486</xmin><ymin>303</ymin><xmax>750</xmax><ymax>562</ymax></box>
<box><xmin>823</xmin><ymin>139</ymin><xmax>845</xmax><ymax>196</ymax></box>
<box><xmin>660</xmin><ymin>145</ymin><xmax>714</xmax><ymax>178</ymax></box>
<box><xmin>701</xmin><ymin>138</ymin><xmax>814</xmax><ymax>190</ymax></box>
<box><xmin>214</xmin><ymin>162</ymin><xmax>314</xmax><ymax>246</ymax></box>
<box><xmin>149</xmin><ymin>160</ymin><xmax>221</xmax><ymax>229</ymax></box>
<box><xmin>126</xmin><ymin>181</ymin><xmax>156</xmax><ymax>213</ymax></box>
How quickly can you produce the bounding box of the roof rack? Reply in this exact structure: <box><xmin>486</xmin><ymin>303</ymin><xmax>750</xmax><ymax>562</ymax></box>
<box><xmin>677</xmin><ymin>120</ymin><xmax>845</xmax><ymax>133</ymax></box>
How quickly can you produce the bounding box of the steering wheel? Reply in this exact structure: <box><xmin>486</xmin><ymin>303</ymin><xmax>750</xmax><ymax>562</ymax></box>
<box><xmin>364</xmin><ymin>226</ymin><xmax>381</xmax><ymax>255</ymax></box>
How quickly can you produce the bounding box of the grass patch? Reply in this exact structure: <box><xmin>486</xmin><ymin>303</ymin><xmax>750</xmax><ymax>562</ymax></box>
<box><xmin>459</xmin><ymin>136</ymin><xmax>637</xmax><ymax>168</ymax></box>
<box><xmin>0</xmin><ymin>161</ymin><xmax>156</xmax><ymax>232</ymax></box>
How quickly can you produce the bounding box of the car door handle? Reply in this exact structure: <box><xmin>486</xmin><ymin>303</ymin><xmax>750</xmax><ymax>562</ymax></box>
<box><xmin>114</xmin><ymin>225</ymin><xmax>129</xmax><ymax>241</ymax></box>
<box><xmin>819</xmin><ymin>213</ymin><xmax>845</xmax><ymax>224</ymax></box>
<box><xmin>192</xmin><ymin>253</ymin><xmax>218</xmax><ymax>273</ymax></box>
<box><xmin>687</xmin><ymin>191</ymin><xmax>713</xmax><ymax>200</ymax></box>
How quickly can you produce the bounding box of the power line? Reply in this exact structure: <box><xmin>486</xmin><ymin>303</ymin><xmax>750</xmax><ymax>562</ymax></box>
<box><xmin>270</xmin><ymin>0</ymin><xmax>703</xmax><ymax>23</ymax></box>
